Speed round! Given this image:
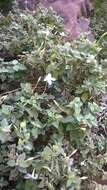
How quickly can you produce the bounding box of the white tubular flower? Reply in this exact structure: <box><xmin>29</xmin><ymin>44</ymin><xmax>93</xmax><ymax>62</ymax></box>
<box><xmin>24</xmin><ymin>169</ymin><xmax>38</xmax><ymax>180</ymax></box>
<box><xmin>44</xmin><ymin>73</ymin><xmax>56</xmax><ymax>86</ymax></box>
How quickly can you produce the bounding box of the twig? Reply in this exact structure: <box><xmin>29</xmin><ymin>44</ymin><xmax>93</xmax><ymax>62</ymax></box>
<box><xmin>33</xmin><ymin>77</ymin><xmax>41</xmax><ymax>93</ymax></box>
<box><xmin>0</xmin><ymin>95</ymin><xmax>8</xmax><ymax>105</ymax></box>
<box><xmin>53</xmin><ymin>100</ymin><xmax>68</xmax><ymax>114</ymax></box>
<box><xmin>42</xmin><ymin>82</ymin><xmax>47</xmax><ymax>94</ymax></box>
<box><xmin>0</xmin><ymin>88</ymin><xmax>21</xmax><ymax>97</ymax></box>
<box><xmin>69</xmin><ymin>149</ymin><xmax>78</xmax><ymax>158</ymax></box>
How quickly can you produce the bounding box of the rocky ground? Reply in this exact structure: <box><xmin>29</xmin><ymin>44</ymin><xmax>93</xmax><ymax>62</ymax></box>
<box><xmin>18</xmin><ymin>0</ymin><xmax>94</xmax><ymax>40</ymax></box>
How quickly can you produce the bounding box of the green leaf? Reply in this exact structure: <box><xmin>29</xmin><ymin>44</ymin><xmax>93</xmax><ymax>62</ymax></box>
<box><xmin>17</xmin><ymin>153</ymin><xmax>26</xmax><ymax>165</ymax></box>
<box><xmin>1</xmin><ymin>118</ymin><xmax>11</xmax><ymax>132</ymax></box>
<box><xmin>7</xmin><ymin>160</ymin><xmax>16</xmax><ymax>167</ymax></box>
<box><xmin>20</xmin><ymin>121</ymin><xmax>26</xmax><ymax>129</ymax></box>
<box><xmin>2</xmin><ymin>105</ymin><xmax>13</xmax><ymax>115</ymax></box>
<box><xmin>81</xmin><ymin>92</ymin><xmax>89</xmax><ymax>102</ymax></box>
<box><xmin>13</xmin><ymin>63</ymin><xmax>26</xmax><ymax>71</ymax></box>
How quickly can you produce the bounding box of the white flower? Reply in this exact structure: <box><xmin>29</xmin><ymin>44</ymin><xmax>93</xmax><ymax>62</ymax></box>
<box><xmin>80</xmin><ymin>176</ymin><xmax>88</xmax><ymax>180</ymax></box>
<box><xmin>39</xmin><ymin>29</ymin><xmax>50</xmax><ymax>36</ymax></box>
<box><xmin>87</xmin><ymin>55</ymin><xmax>96</xmax><ymax>63</ymax></box>
<box><xmin>80</xmin><ymin>160</ymin><xmax>86</xmax><ymax>166</ymax></box>
<box><xmin>45</xmin><ymin>29</ymin><xmax>50</xmax><ymax>36</ymax></box>
<box><xmin>12</xmin><ymin>60</ymin><xmax>19</xmax><ymax>65</ymax></box>
<box><xmin>24</xmin><ymin>169</ymin><xmax>38</xmax><ymax>180</ymax></box>
<box><xmin>44</xmin><ymin>73</ymin><xmax>56</xmax><ymax>86</ymax></box>
<box><xmin>60</xmin><ymin>32</ymin><xmax>66</xmax><ymax>37</ymax></box>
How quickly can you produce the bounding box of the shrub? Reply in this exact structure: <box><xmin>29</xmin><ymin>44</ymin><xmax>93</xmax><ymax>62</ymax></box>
<box><xmin>0</xmin><ymin>4</ymin><xmax>107</xmax><ymax>190</ymax></box>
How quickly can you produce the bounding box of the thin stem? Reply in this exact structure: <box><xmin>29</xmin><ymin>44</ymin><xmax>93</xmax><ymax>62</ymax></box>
<box><xmin>42</xmin><ymin>82</ymin><xmax>47</xmax><ymax>94</ymax></box>
<box><xmin>33</xmin><ymin>77</ymin><xmax>41</xmax><ymax>93</ymax></box>
<box><xmin>0</xmin><ymin>88</ymin><xmax>21</xmax><ymax>97</ymax></box>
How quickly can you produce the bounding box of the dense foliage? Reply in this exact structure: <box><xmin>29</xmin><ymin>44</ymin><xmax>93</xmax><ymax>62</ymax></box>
<box><xmin>0</xmin><ymin>3</ymin><xmax>107</xmax><ymax>190</ymax></box>
<box><xmin>0</xmin><ymin>0</ymin><xmax>14</xmax><ymax>13</ymax></box>
<box><xmin>91</xmin><ymin>0</ymin><xmax>107</xmax><ymax>38</ymax></box>
<box><xmin>91</xmin><ymin>0</ymin><xmax>107</xmax><ymax>78</ymax></box>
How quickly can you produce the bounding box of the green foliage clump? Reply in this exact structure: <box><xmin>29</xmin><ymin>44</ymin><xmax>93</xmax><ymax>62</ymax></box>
<box><xmin>91</xmin><ymin>0</ymin><xmax>107</xmax><ymax>38</ymax></box>
<box><xmin>0</xmin><ymin>4</ymin><xmax>107</xmax><ymax>190</ymax></box>
<box><xmin>91</xmin><ymin>0</ymin><xmax>107</xmax><ymax>78</ymax></box>
<box><xmin>0</xmin><ymin>0</ymin><xmax>14</xmax><ymax>13</ymax></box>
<box><xmin>0</xmin><ymin>59</ymin><xmax>26</xmax><ymax>92</ymax></box>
